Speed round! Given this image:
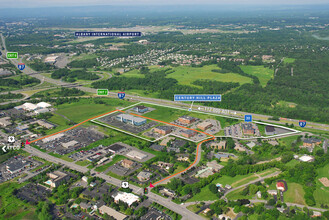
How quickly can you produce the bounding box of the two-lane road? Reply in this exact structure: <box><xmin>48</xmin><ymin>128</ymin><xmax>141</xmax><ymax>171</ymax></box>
<box><xmin>23</xmin><ymin>145</ymin><xmax>202</xmax><ymax>220</ymax></box>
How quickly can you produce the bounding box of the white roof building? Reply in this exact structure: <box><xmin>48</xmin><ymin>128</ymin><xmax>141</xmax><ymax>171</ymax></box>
<box><xmin>37</xmin><ymin>102</ymin><xmax>51</xmax><ymax>108</ymax></box>
<box><xmin>23</xmin><ymin>103</ymin><xmax>38</xmax><ymax>111</ymax></box>
<box><xmin>126</xmin><ymin>150</ymin><xmax>147</xmax><ymax>160</ymax></box>
<box><xmin>0</xmin><ymin>117</ymin><xmax>12</xmax><ymax>127</ymax></box>
<box><xmin>299</xmin><ymin>155</ymin><xmax>315</xmax><ymax>162</ymax></box>
<box><xmin>112</xmin><ymin>192</ymin><xmax>140</xmax><ymax>207</ymax></box>
<box><xmin>99</xmin><ymin>205</ymin><xmax>127</xmax><ymax>220</ymax></box>
<box><xmin>35</xmin><ymin>108</ymin><xmax>50</xmax><ymax>114</ymax></box>
<box><xmin>42</xmin><ymin>133</ymin><xmax>64</xmax><ymax>143</ymax></box>
<box><xmin>62</xmin><ymin>140</ymin><xmax>78</xmax><ymax>148</ymax></box>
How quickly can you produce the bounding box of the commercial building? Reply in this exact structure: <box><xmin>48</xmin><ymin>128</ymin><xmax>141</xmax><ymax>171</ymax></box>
<box><xmin>178</xmin><ymin>115</ymin><xmax>197</xmax><ymax>124</ymax></box>
<box><xmin>32</xmin><ymin>120</ymin><xmax>55</xmax><ymax>129</ymax></box>
<box><xmin>137</xmin><ymin>171</ymin><xmax>152</xmax><ymax>181</ymax></box>
<box><xmin>6</xmin><ymin>160</ymin><xmax>31</xmax><ymax>174</ymax></box>
<box><xmin>36</xmin><ymin>102</ymin><xmax>51</xmax><ymax>108</ymax></box>
<box><xmin>97</xmin><ymin>157</ymin><xmax>109</xmax><ymax>165</ymax></box>
<box><xmin>210</xmin><ymin>141</ymin><xmax>226</xmax><ymax>150</ymax></box>
<box><xmin>108</xmin><ymin>143</ymin><xmax>126</xmax><ymax>154</ymax></box>
<box><xmin>153</xmin><ymin>126</ymin><xmax>172</xmax><ymax>135</ymax></box>
<box><xmin>42</xmin><ymin>133</ymin><xmax>65</xmax><ymax>143</ymax></box>
<box><xmin>62</xmin><ymin>140</ymin><xmax>78</xmax><ymax>149</ymax></box>
<box><xmin>299</xmin><ymin>155</ymin><xmax>315</xmax><ymax>162</ymax></box>
<box><xmin>44</xmin><ymin>56</ymin><xmax>58</xmax><ymax>64</ymax></box>
<box><xmin>303</xmin><ymin>138</ymin><xmax>322</xmax><ymax>148</ymax></box>
<box><xmin>116</xmin><ymin>114</ymin><xmax>147</xmax><ymax>126</ymax></box>
<box><xmin>112</xmin><ymin>192</ymin><xmax>140</xmax><ymax>207</ymax></box>
<box><xmin>121</xmin><ymin>159</ymin><xmax>135</xmax><ymax>169</ymax></box>
<box><xmin>35</xmin><ymin>108</ymin><xmax>50</xmax><ymax>114</ymax></box>
<box><xmin>265</xmin><ymin>126</ymin><xmax>276</xmax><ymax>135</ymax></box>
<box><xmin>99</xmin><ymin>205</ymin><xmax>127</xmax><ymax>220</ymax></box>
<box><xmin>22</xmin><ymin>103</ymin><xmax>38</xmax><ymax>111</ymax></box>
<box><xmin>133</xmin><ymin>105</ymin><xmax>148</xmax><ymax>113</ymax></box>
<box><xmin>214</xmin><ymin>153</ymin><xmax>230</xmax><ymax>160</ymax></box>
<box><xmin>126</xmin><ymin>150</ymin><xmax>147</xmax><ymax>160</ymax></box>
<box><xmin>16</xmin><ymin>124</ymin><xmax>29</xmax><ymax>131</ymax></box>
<box><xmin>207</xmin><ymin>160</ymin><xmax>224</xmax><ymax>172</ymax></box>
<box><xmin>0</xmin><ymin>117</ymin><xmax>12</xmax><ymax>127</ymax></box>
<box><xmin>45</xmin><ymin>171</ymin><xmax>69</xmax><ymax>188</ymax></box>
<box><xmin>181</xmin><ymin>130</ymin><xmax>197</xmax><ymax>138</ymax></box>
<box><xmin>150</xmin><ymin>144</ymin><xmax>165</xmax><ymax>152</ymax></box>
<box><xmin>241</xmin><ymin>123</ymin><xmax>255</xmax><ymax>135</ymax></box>
<box><xmin>197</xmin><ymin>121</ymin><xmax>213</xmax><ymax>131</ymax></box>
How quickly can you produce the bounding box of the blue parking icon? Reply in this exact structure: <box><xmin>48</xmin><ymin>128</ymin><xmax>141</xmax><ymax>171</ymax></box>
<box><xmin>245</xmin><ymin>115</ymin><xmax>252</xmax><ymax>122</ymax></box>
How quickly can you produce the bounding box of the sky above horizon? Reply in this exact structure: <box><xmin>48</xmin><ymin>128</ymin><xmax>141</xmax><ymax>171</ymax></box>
<box><xmin>1</xmin><ymin>0</ymin><xmax>329</xmax><ymax>8</ymax></box>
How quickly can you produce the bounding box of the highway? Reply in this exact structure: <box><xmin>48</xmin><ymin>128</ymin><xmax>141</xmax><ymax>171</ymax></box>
<box><xmin>1</xmin><ymin>33</ymin><xmax>329</xmax><ymax>133</ymax></box>
<box><xmin>23</xmin><ymin>145</ymin><xmax>203</xmax><ymax>220</ymax></box>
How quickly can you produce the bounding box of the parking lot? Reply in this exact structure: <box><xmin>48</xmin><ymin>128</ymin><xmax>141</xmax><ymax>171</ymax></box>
<box><xmin>0</xmin><ymin>156</ymin><xmax>41</xmax><ymax>183</ymax></box>
<box><xmin>16</xmin><ymin>183</ymin><xmax>51</xmax><ymax>205</ymax></box>
<box><xmin>69</xmin><ymin>144</ymin><xmax>109</xmax><ymax>161</ymax></box>
<box><xmin>36</xmin><ymin>126</ymin><xmax>105</xmax><ymax>155</ymax></box>
<box><xmin>108</xmin><ymin>160</ymin><xmax>142</xmax><ymax>177</ymax></box>
<box><xmin>97</xmin><ymin>112</ymin><xmax>158</xmax><ymax>134</ymax></box>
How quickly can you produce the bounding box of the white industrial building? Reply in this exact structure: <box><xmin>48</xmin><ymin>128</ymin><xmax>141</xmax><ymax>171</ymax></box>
<box><xmin>112</xmin><ymin>192</ymin><xmax>140</xmax><ymax>207</ymax></box>
<box><xmin>62</xmin><ymin>140</ymin><xmax>78</xmax><ymax>148</ymax></box>
<box><xmin>42</xmin><ymin>133</ymin><xmax>64</xmax><ymax>143</ymax></box>
<box><xmin>299</xmin><ymin>155</ymin><xmax>315</xmax><ymax>162</ymax></box>
<box><xmin>126</xmin><ymin>150</ymin><xmax>147</xmax><ymax>160</ymax></box>
<box><xmin>37</xmin><ymin>102</ymin><xmax>51</xmax><ymax>108</ymax></box>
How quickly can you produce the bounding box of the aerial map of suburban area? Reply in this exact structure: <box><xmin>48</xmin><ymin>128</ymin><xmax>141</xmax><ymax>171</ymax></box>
<box><xmin>0</xmin><ymin>0</ymin><xmax>329</xmax><ymax>219</ymax></box>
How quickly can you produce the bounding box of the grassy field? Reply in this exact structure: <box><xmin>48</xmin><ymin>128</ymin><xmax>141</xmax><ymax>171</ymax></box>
<box><xmin>285</xmin><ymin>160</ymin><xmax>300</xmax><ymax>168</ymax></box>
<box><xmin>187</xmin><ymin>204</ymin><xmax>200</xmax><ymax>212</ymax></box>
<box><xmin>141</xmin><ymin>103</ymin><xmax>239</xmax><ymax>126</ymax></box>
<box><xmin>278</xmin><ymin>135</ymin><xmax>299</xmax><ymax>146</ymax></box>
<box><xmin>284</xmin><ymin>182</ymin><xmax>306</xmax><ymax>205</ymax></box>
<box><xmin>283</xmin><ymin>57</ymin><xmax>296</xmax><ymax>64</ymax></box>
<box><xmin>54</xmin><ymin>98</ymin><xmax>133</xmax><ymax>123</ymax></box>
<box><xmin>240</xmin><ymin>65</ymin><xmax>274</xmax><ymax>87</ymax></box>
<box><xmin>314</xmin><ymin>163</ymin><xmax>329</xmax><ymax>206</ymax></box>
<box><xmin>75</xmin><ymin>160</ymin><xmax>91</xmax><ymax>166</ymax></box>
<box><xmin>165</xmin><ymin>64</ymin><xmax>252</xmax><ymax>87</ymax></box>
<box><xmin>188</xmin><ymin>168</ymin><xmax>278</xmax><ymax>202</ymax></box>
<box><xmin>226</xmin><ymin>187</ymin><xmax>253</xmax><ymax>200</ymax></box>
<box><xmin>0</xmin><ymin>182</ymin><xmax>37</xmax><ymax>220</ymax></box>
<box><xmin>120</xmin><ymin>69</ymin><xmax>145</xmax><ymax>78</ymax></box>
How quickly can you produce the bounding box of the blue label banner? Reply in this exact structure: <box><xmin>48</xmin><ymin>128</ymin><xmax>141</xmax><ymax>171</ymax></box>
<box><xmin>299</xmin><ymin>120</ymin><xmax>307</xmax><ymax>128</ymax></box>
<box><xmin>174</xmin><ymin>94</ymin><xmax>221</xmax><ymax>102</ymax></box>
<box><xmin>118</xmin><ymin>92</ymin><xmax>126</xmax><ymax>99</ymax></box>
<box><xmin>75</xmin><ymin>32</ymin><xmax>142</xmax><ymax>37</ymax></box>
<box><xmin>245</xmin><ymin>115</ymin><xmax>252</xmax><ymax>122</ymax></box>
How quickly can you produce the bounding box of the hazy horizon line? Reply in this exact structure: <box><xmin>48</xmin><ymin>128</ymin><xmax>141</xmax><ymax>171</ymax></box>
<box><xmin>1</xmin><ymin>3</ymin><xmax>329</xmax><ymax>9</ymax></box>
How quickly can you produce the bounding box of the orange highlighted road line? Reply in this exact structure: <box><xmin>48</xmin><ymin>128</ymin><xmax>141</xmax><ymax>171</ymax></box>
<box><xmin>118</xmin><ymin>110</ymin><xmax>214</xmax><ymax>137</ymax></box>
<box><xmin>117</xmin><ymin>110</ymin><xmax>216</xmax><ymax>186</ymax></box>
<box><xmin>152</xmin><ymin>136</ymin><xmax>215</xmax><ymax>186</ymax></box>
<box><xmin>31</xmin><ymin>108</ymin><xmax>215</xmax><ymax>187</ymax></box>
<box><xmin>31</xmin><ymin>109</ymin><xmax>119</xmax><ymax>143</ymax></box>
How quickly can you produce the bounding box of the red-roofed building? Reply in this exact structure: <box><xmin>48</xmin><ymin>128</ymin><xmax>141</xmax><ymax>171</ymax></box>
<box><xmin>276</xmin><ymin>182</ymin><xmax>285</xmax><ymax>191</ymax></box>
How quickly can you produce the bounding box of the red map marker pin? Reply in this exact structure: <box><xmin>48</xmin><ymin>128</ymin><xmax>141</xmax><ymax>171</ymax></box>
<box><xmin>150</xmin><ymin>182</ymin><xmax>155</xmax><ymax>188</ymax></box>
<box><xmin>26</xmin><ymin>140</ymin><xmax>31</xmax><ymax>145</ymax></box>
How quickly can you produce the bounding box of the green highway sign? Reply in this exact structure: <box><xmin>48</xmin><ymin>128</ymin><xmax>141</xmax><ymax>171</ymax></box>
<box><xmin>6</xmin><ymin>52</ymin><xmax>18</xmax><ymax>59</ymax></box>
<box><xmin>97</xmin><ymin>89</ymin><xmax>109</xmax><ymax>96</ymax></box>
